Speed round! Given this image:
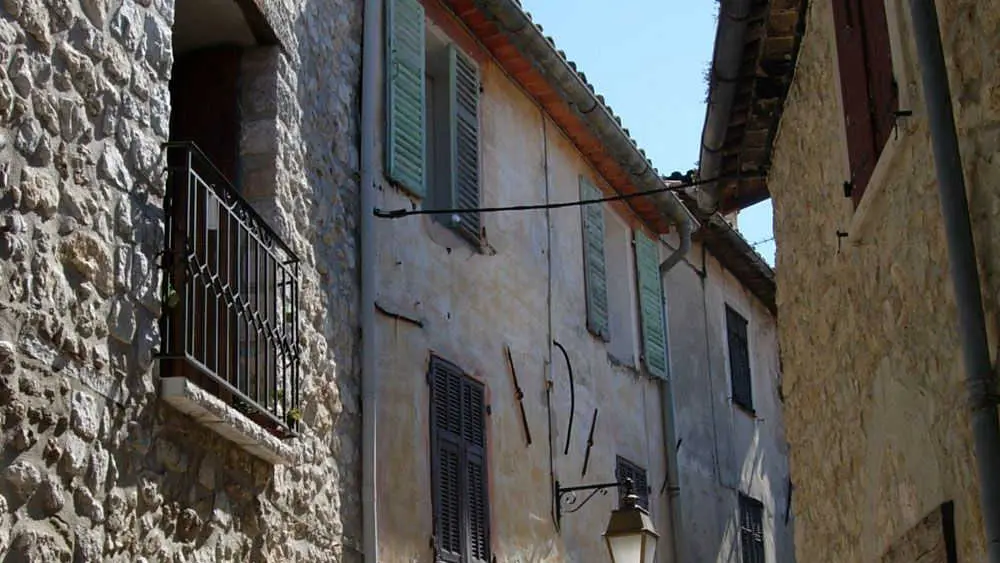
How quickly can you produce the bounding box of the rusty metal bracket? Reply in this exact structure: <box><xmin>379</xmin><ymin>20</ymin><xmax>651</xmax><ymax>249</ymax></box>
<box><xmin>504</xmin><ymin>345</ymin><xmax>532</xmax><ymax>446</ymax></box>
<box><xmin>581</xmin><ymin>408</ymin><xmax>598</xmax><ymax>478</ymax></box>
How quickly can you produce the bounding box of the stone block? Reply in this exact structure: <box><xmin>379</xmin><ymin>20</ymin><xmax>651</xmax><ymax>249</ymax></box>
<box><xmin>70</xmin><ymin>390</ymin><xmax>100</xmax><ymax>441</ymax></box>
<box><xmin>3</xmin><ymin>459</ymin><xmax>42</xmax><ymax>500</ymax></box>
<box><xmin>98</xmin><ymin>144</ymin><xmax>132</xmax><ymax>192</ymax></box>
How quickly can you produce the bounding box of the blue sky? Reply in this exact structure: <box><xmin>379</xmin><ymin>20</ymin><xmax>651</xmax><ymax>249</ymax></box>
<box><xmin>519</xmin><ymin>0</ymin><xmax>776</xmax><ymax>265</ymax></box>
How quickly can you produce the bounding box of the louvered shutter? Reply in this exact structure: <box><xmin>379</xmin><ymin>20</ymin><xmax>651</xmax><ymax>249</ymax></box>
<box><xmin>635</xmin><ymin>231</ymin><xmax>668</xmax><ymax>379</ymax></box>
<box><xmin>580</xmin><ymin>177</ymin><xmax>609</xmax><ymax>340</ymax></box>
<box><xmin>859</xmin><ymin>0</ymin><xmax>897</xmax><ymax>160</ymax></box>
<box><xmin>726</xmin><ymin>306</ymin><xmax>753</xmax><ymax>410</ymax></box>
<box><xmin>431</xmin><ymin>359</ymin><xmax>462</xmax><ymax>562</ymax></box>
<box><xmin>832</xmin><ymin>0</ymin><xmax>877</xmax><ymax>205</ymax></box>
<box><xmin>386</xmin><ymin>0</ymin><xmax>426</xmax><ymax>197</ymax></box>
<box><xmin>449</xmin><ymin>46</ymin><xmax>481</xmax><ymax>244</ymax></box>
<box><xmin>462</xmin><ymin>380</ymin><xmax>489</xmax><ymax>563</ymax></box>
<box><xmin>430</xmin><ymin>358</ymin><xmax>489</xmax><ymax>563</ymax></box>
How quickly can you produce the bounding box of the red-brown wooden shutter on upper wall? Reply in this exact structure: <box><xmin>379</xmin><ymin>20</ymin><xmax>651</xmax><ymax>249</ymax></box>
<box><xmin>832</xmin><ymin>0</ymin><xmax>898</xmax><ymax>206</ymax></box>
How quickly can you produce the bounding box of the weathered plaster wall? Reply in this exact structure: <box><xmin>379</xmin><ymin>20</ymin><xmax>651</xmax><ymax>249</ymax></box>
<box><xmin>0</xmin><ymin>0</ymin><xmax>362</xmax><ymax>560</ymax></box>
<box><xmin>767</xmin><ymin>0</ymin><xmax>1000</xmax><ymax>560</ymax></box>
<box><xmin>661</xmin><ymin>236</ymin><xmax>792</xmax><ymax>563</ymax></box>
<box><xmin>371</xmin><ymin>3</ymin><xmax>673</xmax><ymax>561</ymax></box>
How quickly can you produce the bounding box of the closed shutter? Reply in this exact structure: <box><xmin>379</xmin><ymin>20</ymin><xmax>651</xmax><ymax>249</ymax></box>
<box><xmin>430</xmin><ymin>357</ymin><xmax>490</xmax><ymax>563</ymax></box>
<box><xmin>832</xmin><ymin>0</ymin><xmax>896</xmax><ymax>206</ymax></box>
<box><xmin>832</xmin><ymin>0</ymin><xmax>877</xmax><ymax>204</ymax></box>
<box><xmin>386</xmin><ymin>0</ymin><xmax>426</xmax><ymax>197</ymax></box>
<box><xmin>462</xmin><ymin>381</ymin><xmax>489</xmax><ymax>563</ymax></box>
<box><xmin>726</xmin><ymin>306</ymin><xmax>753</xmax><ymax>411</ymax></box>
<box><xmin>431</xmin><ymin>359</ymin><xmax>462</xmax><ymax>562</ymax></box>
<box><xmin>580</xmin><ymin>177</ymin><xmax>609</xmax><ymax>340</ymax></box>
<box><xmin>859</xmin><ymin>0</ymin><xmax>897</xmax><ymax>156</ymax></box>
<box><xmin>449</xmin><ymin>46</ymin><xmax>481</xmax><ymax>244</ymax></box>
<box><xmin>635</xmin><ymin>231</ymin><xmax>668</xmax><ymax>379</ymax></box>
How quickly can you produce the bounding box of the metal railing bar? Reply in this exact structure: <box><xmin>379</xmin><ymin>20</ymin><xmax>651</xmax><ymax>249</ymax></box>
<box><xmin>163</xmin><ymin>141</ymin><xmax>300</xmax><ymax>262</ymax></box>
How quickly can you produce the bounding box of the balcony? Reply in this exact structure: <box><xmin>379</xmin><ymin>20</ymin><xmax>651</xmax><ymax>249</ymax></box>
<box><xmin>159</xmin><ymin>142</ymin><xmax>300</xmax><ymax>460</ymax></box>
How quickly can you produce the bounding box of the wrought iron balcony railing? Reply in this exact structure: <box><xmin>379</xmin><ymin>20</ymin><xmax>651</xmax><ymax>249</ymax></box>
<box><xmin>160</xmin><ymin>142</ymin><xmax>300</xmax><ymax>437</ymax></box>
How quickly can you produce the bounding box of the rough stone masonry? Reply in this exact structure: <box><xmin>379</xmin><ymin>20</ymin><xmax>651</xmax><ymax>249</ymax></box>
<box><xmin>0</xmin><ymin>0</ymin><xmax>363</xmax><ymax>560</ymax></box>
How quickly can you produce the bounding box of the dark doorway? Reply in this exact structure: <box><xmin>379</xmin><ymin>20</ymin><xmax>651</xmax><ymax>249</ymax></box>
<box><xmin>169</xmin><ymin>46</ymin><xmax>243</xmax><ymax>184</ymax></box>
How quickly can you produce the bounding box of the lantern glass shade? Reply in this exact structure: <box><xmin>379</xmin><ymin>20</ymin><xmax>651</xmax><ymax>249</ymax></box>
<box><xmin>603</xmin><ymin>504</ymin><xmax>658</xmax><ymax>563</ymax></box>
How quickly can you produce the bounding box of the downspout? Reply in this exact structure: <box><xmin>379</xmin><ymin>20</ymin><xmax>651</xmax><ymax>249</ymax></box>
<box><xmin>658</xmin><ymin>219</ymin><xmax>693</xmax><ymax>563</ymax></box>
<box><xmin>696</xmin><ymin>0</ymin><xmax>752</xmax><ymax>213</ymax></box>
<box><xmin>909</xmin><ymin>1</ymin><xmax>1000</xmax><ymax>560</ymax></box>
<box><xmin>360</xmin><ymin>0</ymin><xmax>382</xmax><ymax>559</ymax></box>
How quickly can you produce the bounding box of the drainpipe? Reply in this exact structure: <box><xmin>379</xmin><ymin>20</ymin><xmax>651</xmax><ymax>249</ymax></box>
<box><xmin>658</xmin><ymin>222</ymin><xmax>693</xmax><ymax>563</ymax></box>
<box><xmin>696</xmin><ymin>0</ymin><xmax>752</xmax><ymax>213</ymax></box>
<box><xmin>909</xmin><ymin>1</ymin><xmax>1000</xmax><ymax>560</ymax></box>
<box><xmin>360</xmin><ymin>0</ymin><xmax>382</xmax><ymax>559</ymax></box>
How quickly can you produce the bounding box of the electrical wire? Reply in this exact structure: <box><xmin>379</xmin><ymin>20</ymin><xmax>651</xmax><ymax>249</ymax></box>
<box><xmin>372</xmin><ymin>174</ymin><xmax>740</xmax><ymax>219</ymax></box>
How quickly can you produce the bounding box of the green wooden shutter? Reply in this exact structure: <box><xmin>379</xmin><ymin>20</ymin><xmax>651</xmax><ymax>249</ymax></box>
<box><xmin>449</xmin><ymin>46</ymin><xmax>481</xmax><ymax>243</ymax></box>
<box><xmin>580</xmin><ymin>177</ymin><xmax>609</xmax><ymax>340</ymax></box>
<box><xmin>386</xmin><ymin>0</ymin><xmax>426</xmax><ymax>197</ymax></box>
<box><xmin>635</xmin><ymin>231</ymin><xmax>667</xmax><ymax>378</ymax></box>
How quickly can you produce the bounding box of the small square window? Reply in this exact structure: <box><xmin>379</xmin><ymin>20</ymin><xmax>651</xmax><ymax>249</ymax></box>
<box><xmin>739</xmin><ymin>494</ymin><xmax>765</xmax><ymax>563</ymax></box>
<box><xmin>615</xmin><ymin>456</ymin><xmax>649</xmax><ymax>510</ymax></box>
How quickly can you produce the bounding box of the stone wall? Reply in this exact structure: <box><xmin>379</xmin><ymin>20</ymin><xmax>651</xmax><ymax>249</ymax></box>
<box><xmin>767</xmin><ymin>0</ymin><xmax>1000</xmax><ymax>560</ymax></box>
<box><xmin>0</xmin><ymin>0</ymin><xmax>362</xmax><ymax>560</ymax></box>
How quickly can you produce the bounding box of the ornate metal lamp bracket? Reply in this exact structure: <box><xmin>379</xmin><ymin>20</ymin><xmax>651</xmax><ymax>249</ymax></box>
<box><xmin>554</xmin><ymin>478</ymin><xmax>633</xmax><ymax>530</ymax></box>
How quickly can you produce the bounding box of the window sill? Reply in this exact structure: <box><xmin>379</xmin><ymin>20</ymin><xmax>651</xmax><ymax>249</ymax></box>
<box><xmin>733</xmin><ymin>401</ymin><xmax>757</xmax><ymax>419</ymax></box>
<box><xmin>847</xmin><ymin>121</ymin><xmax>915</xmax><ymax>246</ymax></box>
<box><xmin>161</xmin><ymin>377</ymin><xmax>300</xmax><ymax>465</ymax></box>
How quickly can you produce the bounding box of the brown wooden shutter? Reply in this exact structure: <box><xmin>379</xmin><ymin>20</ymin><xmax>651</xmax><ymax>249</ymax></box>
<box><xmin>462</xmin><ymin>379</ymin><xmax>489</xmax><ymax>563</ymax></box>
<box><xmin>833</xmin><ymin>0</ymin><xmax>897</xmax><ymax>206</ymax></box>
<box><xmin>430</xmin><ymin>357</ymin><xmax>489</xmax><ymax>563</ymax></box>
<box><xmin>833</xmin><ymin>0</ymin><xmax>878</xmax><ymax>204</ymax></box>
<box><xmin>859</xmin><ymin>0</ymin><xmax>898</xmax><ymax>155</ymax></box>
<box><xmin>431</xmin><ymin>359</ymin><xmax>463</xmax><ymax>562</ymax></box>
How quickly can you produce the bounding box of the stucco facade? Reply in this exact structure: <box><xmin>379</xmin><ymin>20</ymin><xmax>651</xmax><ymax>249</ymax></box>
<box><xmin>372</xmin><ymin>13</ymin><xmax>672</xmax><ymax>560</ymax></box>
<box><xmin>0</xmin><ymin>0</ymin><xmax>362</xmax><ymax>560</ymax></box>
<box><xmin>661</xmin><ymin>235</ymin><xmax>793</xmax><ymax>563</ymax></box>
<box><xmin>371</xmin><ymin>2</ymin><xmax>791</xmax><ymax>563</ymax></box>
<box><xmin>765</xmin><ymin>0</ymin><xmax>1000</xmax><ymax>560</ymax></box>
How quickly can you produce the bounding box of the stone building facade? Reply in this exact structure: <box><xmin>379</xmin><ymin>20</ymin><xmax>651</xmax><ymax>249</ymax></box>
<box><xmin>699</xmin><ymin>0</ymin><xmax>1000</xmax><ymax>561</ymax></box>
<box><xmin>0</xmin><ymin>0</ymin><xmax>363</xmax><ymax>560</ymax></box>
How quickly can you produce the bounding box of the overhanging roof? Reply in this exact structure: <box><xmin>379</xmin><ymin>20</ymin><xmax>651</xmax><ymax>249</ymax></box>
<box><xmin>704</xmin><ymin>0</ymin><xmax>807</xmax><ymax>214</ymax></box>
<box><xmin>437</xmin><ymin>0</ymin><xmax>697</xmax><ymax>234</ymax></box>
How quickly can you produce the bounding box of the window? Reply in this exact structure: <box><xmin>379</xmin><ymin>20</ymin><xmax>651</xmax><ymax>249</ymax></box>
<box><xmin>605</xmin><ymin>214</ymin><xmax>637</xmax><ymax>366</ymax></box>
<box><xmin>429</xmin><ymin>356</ymin><xmax>490</xmax><ymax>563</ymax></box>
<box><xmin>386</xmin><ymin>0</ymin><xmax>482</xmax><ymax>245</ymax></box>
<box><xmin>580</xmin><ymin>181</ymin><xmax>668</xmax><ymax>378</ymax></box>
<box><xmin>615</xmin><ymin>456</ymin><xmax>649</xmax><ymax>510</ymax></box>
<box><xmin>726</xmin><ymin>305</ymin><xmax>753</xmax><ymax>411</ymax></box>
<box><xmin>832</xmin><ymin>0</ymin><xmax>898</xmax><ymax>205</ymax></box>
<box><xmin>739</xmin><ymin>494</ymin><xmax>765</xmax><ymax>563</ymax></box>
<box><xmin>634</xmin><ymin>230</ymin><xmax>668</xmax><ymax>379</ymax></box>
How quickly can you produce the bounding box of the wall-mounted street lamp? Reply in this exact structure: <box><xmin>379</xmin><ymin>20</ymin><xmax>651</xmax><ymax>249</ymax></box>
<box><xmin>555</xmin><ymin>478</ymin><xmax>659</xmax><ymax>563</ymax></box>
